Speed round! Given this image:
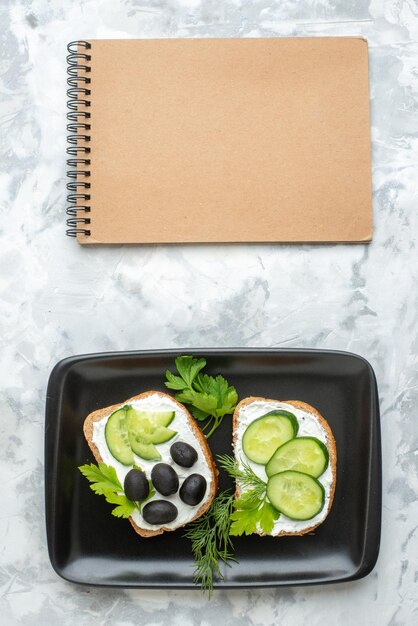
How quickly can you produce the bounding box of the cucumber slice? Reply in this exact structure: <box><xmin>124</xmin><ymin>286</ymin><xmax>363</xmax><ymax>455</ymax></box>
<box><xmin>152</xmin><ymin>410</ymin><xmax>175</xmax><ymax>427</ymax></box>
<box><xmin>126</xmin><ymin>407</ymin><xmax>175</xmax><ymax>428</ymax></box>
<box><xmin>242</xmin><ymin>410</ymin><xmax>299</xmax><ymax>464</ymax></box>
<box><xmin>129</xmin><ymin>433</ymin><xmax>161</xmax><ymax>461</ymax></box>
<box><xmin>266</xmin><ymin>470</ymin><xmax>325</xmax><ymax>520</ymax></box>
<box><xmin>105</xmin><ymin>408</ymin><xmax>134</xmax><ymax>465</ymax></box>
<box><xmin>126</xmin><ymin>407</ymin><xmax>177</xmax><ymax>446</ymax></box>
<box><xmin>148</xmin><ymin>426</ymin><xmax>177</xmax><ymax>444</ymax></box>
<box><xmin>266</xmin><ymin>437</ymin><xmax>329</xmax><ymax>478</ymax></box>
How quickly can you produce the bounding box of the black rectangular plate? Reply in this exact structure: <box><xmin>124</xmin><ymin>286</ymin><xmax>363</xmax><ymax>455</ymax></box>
<box><xmin>45</xmin><ymin>349</ymin><xmax>381</xmax><ymax>588</ymax></box>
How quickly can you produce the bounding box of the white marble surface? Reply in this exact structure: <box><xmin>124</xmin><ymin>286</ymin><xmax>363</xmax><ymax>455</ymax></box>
<box><xmin>1</xmin><ymin>0</ymin><xmax>418</xmax><ymax>624</ymax></box>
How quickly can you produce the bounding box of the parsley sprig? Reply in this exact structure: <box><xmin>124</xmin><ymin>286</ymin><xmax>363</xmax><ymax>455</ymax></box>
<box><xmin>165</xmin><ymin>356</ymin><xmax>238</xmax><ymax>438</ymax></box>
<box><xmin>79</xmin><ymin>463</ymin><xmax>154</xmax><ymax>518</ymax></box>
<box><xmin>218</xmin><ymin>455</ymin><xmax>280</xmax><ymax>536</ymax></box>
<box><xmin>183</xmin><ymin>491</ymin><xmax>235</xmax><ymax>597</ymax></box>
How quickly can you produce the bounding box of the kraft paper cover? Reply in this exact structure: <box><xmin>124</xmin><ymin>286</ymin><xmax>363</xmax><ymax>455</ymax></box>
<box><xmin>75</xmin><ymin>37</ymin><xmax>372</xmax><ymax>244</ymax></box>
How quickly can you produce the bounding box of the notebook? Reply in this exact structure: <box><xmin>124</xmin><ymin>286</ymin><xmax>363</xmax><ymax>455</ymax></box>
<box><xmin>66</xmin><ymin>37</ymin><xmax>372</xmax><ymax>244</ymax></box>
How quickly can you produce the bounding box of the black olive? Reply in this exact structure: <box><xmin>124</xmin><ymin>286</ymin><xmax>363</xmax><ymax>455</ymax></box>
<box><xmin>170</xmin><ymin>441</ymin><xmax>198</xmax><ymax>468</ymax></box>
<box><xmin>179</xmin><ymin>473</ymin><xmax>207</xmax><ymax>506</ymax></box>
<box><xmin>151</xmin><ymin>463</ymin><xmax>179</xmax><ymax>496</ymax></box>
<box><xmin>142</xmin><ymin>500</ymin><xmax>178</xmax><ymax>525</ymax></box>
<box><xmin>123</xmin><ymin>469</ymin><xmax>150</xmax><ymax>501</ymax></box>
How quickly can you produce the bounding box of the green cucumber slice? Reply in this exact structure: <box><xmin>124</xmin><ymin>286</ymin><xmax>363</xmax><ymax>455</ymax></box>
<box><xmin>126</xmin><ymin>407</ymin><xmax>175</xmax><ymax>428</ymax></box>
<box><xmin>266</xmin><ymin>470</ymin><xmax>325</xmax><ymax>520</ymax></box>
<box><xmin>152</xmin><ymin>410</ymin><xmax>175</xmax><ymax>426</ymax></box>
<box><xmin>148</xmin><ymin>426</ymin><xmax>177</xmax><ymax>444</ymax></box>
<box><xmin>266</xmin><ymin>437</ymin><xmax>329</xmax><ymax>478</ymax></box>
<box><xmin>126</xmin><ymin>407</ymin><xmax>177</xmax><ymax>445</ymax></box>
<box><xmin>104</xmin><ymin>408</ymin><xmax>134</xmax><ymax>465</ymax></box>
<box><xmin>128</xmin><ymin>433</ymin><xmax>161</xmax><ymax>461</ymax></box>
<box><xmin>242</xmin><ymin>410</ymin><xmax>299</xmax><ymax>464</ymax></box>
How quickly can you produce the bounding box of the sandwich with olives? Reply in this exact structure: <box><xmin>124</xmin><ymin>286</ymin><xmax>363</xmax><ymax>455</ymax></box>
<box><xmin>232</xmin><ymin>397</ymin><xmax>336</xmax><ymax>536</ymax></box>
<box><xmin>81</xmin><ymin>391</ymin><xmax>218</xmax><ymax>537</ymax></box>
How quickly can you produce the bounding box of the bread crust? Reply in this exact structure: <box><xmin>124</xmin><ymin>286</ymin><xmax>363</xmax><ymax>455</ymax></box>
<box><xmin>232</xmin><ymin>396</ymin><xmax>337</xmax><ymax>537</ymax></box>
<box><xmin>83</xmin><ymin>390</ymin><xmax>218</xmax><ymax>537</ymax></box>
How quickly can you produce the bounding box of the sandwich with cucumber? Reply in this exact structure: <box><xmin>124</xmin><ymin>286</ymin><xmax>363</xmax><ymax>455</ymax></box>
<box><xmin>81</xmin><ymin>390</ymin><xmax>218</xmax><ymax>537</ymax></box>
<box><xmin>76</xmin><ymin>355</ymin><xmax>339</xmax><ymax>595</ymax></box>
<box><xmin>233</xmin><ymin>397</ymin><xmax>336</xmax><ymax>536</ymax></box>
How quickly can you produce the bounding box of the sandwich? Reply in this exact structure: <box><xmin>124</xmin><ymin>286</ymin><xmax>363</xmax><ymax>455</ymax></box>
<box><xmin>233</xmin><ymin>397</ymin><xmax>336</xmax><ymax>536</ymax></box>
<box><xmin>83</xmin><ymin>390</ymin><xmax>218</xmax><ymax>537</ymax></box>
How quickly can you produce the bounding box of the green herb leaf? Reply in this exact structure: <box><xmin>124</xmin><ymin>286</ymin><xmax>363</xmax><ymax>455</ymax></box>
<box><xmin>164</xmin><ymin>369</ymin><xmax>189</xmax><ymax>391</ymax></box>
<box><xmin>230</xmin><ymin>492</ymin><xmax>280</xmax><ymax>536</ymax></box>
<box><xmin>78</xmin><ymin>462</ymin><xmax>152</xmax><ymax>520</ymax></box>
<box><xmin>232</xmin><ymin>490</ymin><xmax>260</xmax><ymax>510</ymax></box>
<box><xmin>258</xmin><ymin>501</ymin><xmax>281</xmax><ymax>534</ymax></box>
<box><xmin>175</xmin><ymin>388</ymin><xmax>218</xmax><ymax>414</ymax></box>
<box><xmin>190</xmin><ymin>406</ymin><xmax>210</xmax><ymax>422</ymax></box>
<box><xmin>79</xmin><ymin>463</ymin><xmax>122</xmax><ymax>495</ymax></box>
<box><xmin>193</xmin><ymin>372</ymin><xmax>213</xmax><ymax>394</ymax></box>
<box><xmin>174</xmin><ymin>356</ymin><xmax>207</xmax><ymax>388</ymax></box>
<box><xmin>211</xmin><ymin>375</ymin><xmax>229</xmax><ymax>405</ymax></box>
<box><xmin>105</xmin><ymin>493</ymin><xmax>136</xmax><ymax>518</ymax></box>
<box><xmin>230</xmin><ymin>505</ymin><xmax>259</xmax><ymax>536</ymax></box>
<box><xmin>164</xmin><ymin>356</ymin><xmax>238</xmax><ymax>438</ymax></box>
<box><xmin>218</xmin><ymin>454</ymin><xmax>280</xmax><ymax>537</ymax></box>
<box><xmin>218</xmin><ymin>386</ymin><xmax>239</xmax><ymax>418</ymax></box>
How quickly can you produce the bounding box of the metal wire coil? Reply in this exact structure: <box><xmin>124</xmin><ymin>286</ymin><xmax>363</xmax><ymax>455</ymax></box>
<box><xmin>66</xmin><ymin>41</ymin><xmax>92</xmax><ymax>237</ymax></box>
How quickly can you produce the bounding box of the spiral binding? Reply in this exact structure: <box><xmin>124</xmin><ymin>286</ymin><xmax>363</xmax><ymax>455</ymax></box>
<box><xmin>66</xmin><ymin>41</ymin><xmax>92</xmax><ymax>237</ymax></box>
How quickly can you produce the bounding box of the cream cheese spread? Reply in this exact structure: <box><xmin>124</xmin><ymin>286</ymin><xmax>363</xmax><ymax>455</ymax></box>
<box><xmin>234</xmin><ymin>400</ymin><xmax>334</xmax><ymax>534</ymax></box>
<box><xmin>92</xmin><ymin>393</ymin><xmax>213</xmax><ymax>531</ymax></box>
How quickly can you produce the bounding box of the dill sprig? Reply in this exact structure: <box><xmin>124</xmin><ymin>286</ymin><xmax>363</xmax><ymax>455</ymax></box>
<box><xmin>183</xmin><ymin>490</ymin><xmax>235</xmax><ymax>596</ymax></box>
<box><xmin>217</xmin><ymin>453</ymin><xmax>266</xmax><ymax>497</ymax></box>
<box><xmin>217</xmin><ymin>454</ymin><xmax>280</xmax><ymax>537</ymax></box>
<box><xmin>184</xmin><ymin>455</ymin><xmax>279</xmax><ymax>594</ymax></box>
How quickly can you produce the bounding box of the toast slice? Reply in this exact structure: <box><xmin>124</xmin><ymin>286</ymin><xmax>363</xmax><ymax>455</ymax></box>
<box><xmin>83</xmin><ymin>390</ymin><xmax>218</xmax><ymax>537</ymax></box>
<box><xmin>233</xmin><ymin>397</ymin><xmax>337</xmax><ymax>536</ymax></box>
